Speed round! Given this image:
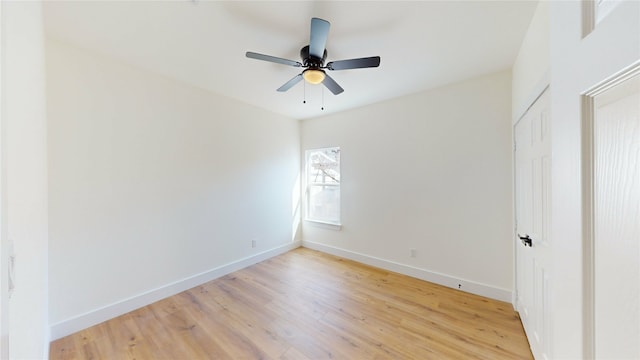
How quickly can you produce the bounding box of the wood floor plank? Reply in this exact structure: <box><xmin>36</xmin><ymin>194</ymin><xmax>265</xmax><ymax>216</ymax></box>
<box><xmin>50</xmin><ymin>248</ymin><xmax>532</xmax><ymax>359</ymax></box>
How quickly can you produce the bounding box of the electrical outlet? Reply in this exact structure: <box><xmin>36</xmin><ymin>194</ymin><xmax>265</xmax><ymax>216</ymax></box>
<box><xmin>251</xmin><ymin>239</ymin><xmax>257</xmax><ymax>248</ymax></box>
<box><xmin>410</xmin><ymin>248</ymin><xmax>417</xmax><ymax>258</ymax></box>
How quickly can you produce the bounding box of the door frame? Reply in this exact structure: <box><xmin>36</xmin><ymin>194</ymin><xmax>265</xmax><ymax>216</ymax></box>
<box><xmin>0</xmin><ymin>0</ymin><xmax>9</xmax><ymax>357</ymax></box>
<box><xmin>581</xmin><ymin>61</ymin><xmax>640</xmax><ymax>359</ymax></box>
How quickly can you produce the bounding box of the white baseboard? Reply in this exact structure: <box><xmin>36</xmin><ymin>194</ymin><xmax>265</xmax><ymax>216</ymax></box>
<box><xmin>51</xmin><ymin>239</ymin><xmax>513</xmax><ymax>341</ymax></box>
<box><xmin>302</xmin><ymin>240</ymin><xmax>513</xmax><ymax>303</ymax></box>
<box><xmin>44</xmin><ymin>328</ymin><xmax>51</xmax><ymax>359</ymax></box>
<box><xmin>50</xmin><ymin>241</ymin><xmax>301</xmax><ymax>341</ymax></box>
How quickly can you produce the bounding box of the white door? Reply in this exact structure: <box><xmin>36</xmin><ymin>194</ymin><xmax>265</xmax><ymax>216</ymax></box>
<box><xmin>589</xmin><ymin>71</ymin><xmax>640</xmax><ymax>359</ymax></box>
<box><xmin>515</xmin><ymin>88</ymin><xmax>552</xmax><ymax>360</ymax></box>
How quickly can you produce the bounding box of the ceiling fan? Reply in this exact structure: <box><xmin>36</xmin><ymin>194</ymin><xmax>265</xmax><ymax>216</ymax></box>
<box><xmin>246</xmin><ymin>17</ymin><xmax>381</xmax><ymax>95</ymax></box>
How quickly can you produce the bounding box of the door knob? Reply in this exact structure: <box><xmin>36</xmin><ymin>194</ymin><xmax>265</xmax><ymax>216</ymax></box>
<box><xmin>518</xmin><ymin>234</ymin><xmax>533</xmax><ymax>247</ymax></box>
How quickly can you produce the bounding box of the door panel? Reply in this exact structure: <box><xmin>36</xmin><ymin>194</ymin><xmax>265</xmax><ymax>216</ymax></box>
<box><xmin>592</xmin><ymin>73</ymin><xmax>640</xmax><ymax>359</ymax></box>
<box><xmin>515</xmin><ymin>88</ymin><xmax>551</xmax><ymax>360</ymax></box>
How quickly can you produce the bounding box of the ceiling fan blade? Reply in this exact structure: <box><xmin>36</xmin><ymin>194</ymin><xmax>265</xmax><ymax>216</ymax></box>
<box><xmin>322</xmin><ymin>73</ymin><xmax>344</xmax><ymax>95</ymax></box>
<box><xmin>246</xmin><ymin>52</ymin><xmax>302</xmax><ymax>67</ymax></box>
<box><xmin>309</xmin><ymin>18</ymin><xmax>330</xmax><ymax>59</ymax></box>
<box><xmin>277</xmin><ymin>74</ymin><xmax>304</xmax><ymax>92</ymax></box>
<box><xmin>326</xmin><ymin>56</ymin><xmax>381</xmax><ymax>71</ymax></box>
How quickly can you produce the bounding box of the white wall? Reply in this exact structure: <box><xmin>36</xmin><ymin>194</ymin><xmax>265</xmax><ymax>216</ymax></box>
<box><xmin>512</xmin><ymin>0</ymin><xmax>550</xmax><ymax>120</ymax></box>
<box><xmin>46</xmin><ymin>40</ymin><xmax>300</xmax><ymax>337</ymax></box>
<box><xmin>301</xmin><ymin>70</ymin><xmax>514</xmax><ymax>300</ymax></box>
<box><xmin>549</xmin><ymin>1</ymin><xmax>639</xmax><ymax>358</ymax></box>
<box><xmin>1</xmin><ymin>1</ymin><xmax>50</xmax><ymax>358</ymax></box>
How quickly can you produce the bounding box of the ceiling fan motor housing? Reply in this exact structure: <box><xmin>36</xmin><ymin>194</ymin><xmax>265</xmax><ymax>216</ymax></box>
<box><xmin>300</xmin><ymin>45</ymin><xmax>327</xmax><ymax>69</ymax></box>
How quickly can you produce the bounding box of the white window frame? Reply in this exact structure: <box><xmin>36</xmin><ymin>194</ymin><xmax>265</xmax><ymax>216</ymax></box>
<box><xmin>305</xmin><ymin>147</ymin><xmax>341</xmax><ymax>228</ymax></box>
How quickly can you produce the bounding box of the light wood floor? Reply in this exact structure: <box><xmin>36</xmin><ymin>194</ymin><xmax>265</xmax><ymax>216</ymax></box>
<box><xmin>50</xmin><ymin>248</ymin><xmax>533</xmax><ymax>359</ymax></box>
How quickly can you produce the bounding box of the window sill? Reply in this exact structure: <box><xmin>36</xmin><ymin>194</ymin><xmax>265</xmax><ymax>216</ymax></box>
<box><xmin>305</xmin><ymin>219</ymin><xmax>342</xmax><ymax>231</ymax></box>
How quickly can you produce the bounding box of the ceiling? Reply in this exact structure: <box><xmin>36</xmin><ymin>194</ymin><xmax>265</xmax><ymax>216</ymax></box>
<box><xmin>43</xmin><ymin>1</ymin><xmax>537</xmax><ymax>120</ymax></box>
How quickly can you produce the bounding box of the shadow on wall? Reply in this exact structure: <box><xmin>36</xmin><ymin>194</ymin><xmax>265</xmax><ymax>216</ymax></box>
<box><xmin>292</xmin><ymin>173</ymin><xmax>301</xmax><ymax>241</ymax></box>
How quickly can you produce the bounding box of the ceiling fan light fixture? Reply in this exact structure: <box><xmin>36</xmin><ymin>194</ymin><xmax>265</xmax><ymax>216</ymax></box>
<box><xmin>303</xmin><ymin>69</ymin><xmax>325</xmax><ymax>84</ymax></box>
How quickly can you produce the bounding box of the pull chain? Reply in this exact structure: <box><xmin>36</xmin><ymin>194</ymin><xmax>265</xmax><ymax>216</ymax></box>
<box><xmin>321</xmin><ymin>86</ymin><xmax>324</xmax><ymax>111</ymax></box>
<box><xmin>303</xmin><ymin>81</ymin><xmax>306</xmax><ymax>104</ymax></box>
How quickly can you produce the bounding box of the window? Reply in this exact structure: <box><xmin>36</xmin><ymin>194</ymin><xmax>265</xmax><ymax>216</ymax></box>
<box><xmin>595</xmin><ymin>0</ymin><xmax>621</xmax><ymax>24</ymax></box>
<box><xmin>305</xmin><ymin>147</ymin><xmax>340</xmax><ymax>225</ymax></box>
<box><xmin>583</xmin><ymin>0</ymin><xmax>623</xmax><ymax>37</ymax></box>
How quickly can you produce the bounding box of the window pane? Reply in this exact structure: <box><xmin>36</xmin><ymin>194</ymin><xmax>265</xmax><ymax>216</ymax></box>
<box><xmin>308</xmin><ymin>148</ymin><xmax>340</xmax><ymax>184</ymax></box>
<box><xmin>596</xmin><ymin>0</ymin><xmax>622</xmax><ymax>24</ymax></box>
<box><xmin>308</xmin><ymin>185</ymin><xmax>340</xmax><ymax>223</ymax></box>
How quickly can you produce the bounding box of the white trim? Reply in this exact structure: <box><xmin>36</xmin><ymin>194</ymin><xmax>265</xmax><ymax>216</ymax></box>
<box><xmin>582</xmin><ymin>0</ymin><xmax>596</xmax><ymax>38</ymax></box>
<box><xmin>304</xmin><ymin>219</ymin><xmax>342</xmax><ymax>230</ymax></box>
<box><xmin>0</xmin><ymin>1</ymin><xmax>9</xmax><ymax>357</ymax></box>
<box><xmin>43</xmin><ymin>330</ymin><xmax>50</xmax><ymax>360</ymax></box>
<box><xmin>302</xmin><ymin>240</ymin><xmax>513</xmax><ymax>303</ymax></box>
<box><xmin>581</xmin><ymin>62</ymin><xmax>640</xmax><ymax>360</ymax></box>
<box><xmin>583</xmin><ymin>60</ymin><xmax>640</xmax><ymax>97</ymax></box>
<box><xmin>50</xmin><ymin>241</ymin><xmax>301</xmax><ymax>340</ymax></box>
<box><xmin>582</xmin><ymin>93</ymin><xmax>596</xmax><ymax>360</ymax></box>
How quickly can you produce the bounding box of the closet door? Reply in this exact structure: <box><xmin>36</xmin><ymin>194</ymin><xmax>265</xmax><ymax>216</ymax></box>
<box><xmin>515</xmin><ymin>89</ymin><xmax>552</xmax><ymax>360</ymax></box>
